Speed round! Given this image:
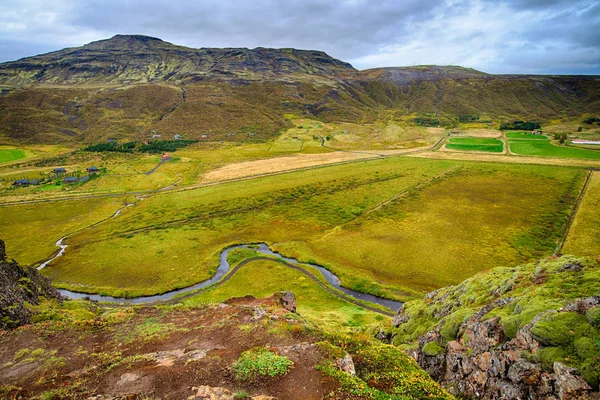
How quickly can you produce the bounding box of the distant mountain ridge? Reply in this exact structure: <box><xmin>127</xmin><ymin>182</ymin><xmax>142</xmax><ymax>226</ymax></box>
<box><xmin>0</xmin><ymin>35</ymin><xmax>599</xmax><ymax>144</ymax></box>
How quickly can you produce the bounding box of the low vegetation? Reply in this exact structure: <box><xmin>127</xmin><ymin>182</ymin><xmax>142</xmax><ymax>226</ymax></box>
<box><xmin>318</xmin><ymin>334</ymin><xmax>453</xmax><ymax>399</ymax></box>
<box><xmin>232</xmin><ymin>347</ymin><xmax>294</xmax><ymax>381</ymax></box>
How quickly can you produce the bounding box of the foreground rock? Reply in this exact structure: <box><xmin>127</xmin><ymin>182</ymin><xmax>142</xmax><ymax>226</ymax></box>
<box><xmin>386</xmin><ymin>256</ymin><xmax>600</xmax><ymax>399</ymax></box>
<box><xmin>0</xmin><ymin>239</ymin><xmax>62</xmax><ymax>328</ymax></box>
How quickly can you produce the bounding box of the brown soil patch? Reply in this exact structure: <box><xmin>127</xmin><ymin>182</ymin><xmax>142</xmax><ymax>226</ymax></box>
<box><xmin>200</xmin><ymin>150</ymin><xmax>409</xmax><ymax>183</ymax></box>
<box><xmin>0</xmin><ymin>296</ymin><xmax>338</xmax><ymax>400</ymax></box>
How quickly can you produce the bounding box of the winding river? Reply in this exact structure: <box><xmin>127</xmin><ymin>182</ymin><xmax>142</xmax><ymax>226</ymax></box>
<box><xmin>49</xmin><ymin>243</ymin><xmax>403</xmax><ymax>313</ymax></box>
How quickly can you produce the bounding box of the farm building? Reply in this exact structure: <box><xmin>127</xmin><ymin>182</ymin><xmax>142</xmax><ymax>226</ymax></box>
<box><xmin>54</xmin><ymin>167</ymin><xmax>66</xmax><ymax>174</ymax></box>
<box><xmin>63</xmin><ymin>177</ymin><xmax>78</xmax><ymax>184</ymax></box>
<box><xmin>13</xmin><ymin>179</ymin><xmax>30</xmax><ymax>187</ymax></box>
<box><xmin>87</xmin><ymin>166</ymin><xmax>99</xmax><ymax>173</ymax></box>
<box><xmin>572</xmin><ymin>139</ymin><xmax>600</xmax><ymax>145</ymax></box>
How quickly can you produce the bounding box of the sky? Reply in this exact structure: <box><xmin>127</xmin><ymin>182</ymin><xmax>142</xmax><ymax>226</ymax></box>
<box><xmin>1</xmin><ymin>0</ymin><xmax>599</xmax><ymax>74</ymax></box>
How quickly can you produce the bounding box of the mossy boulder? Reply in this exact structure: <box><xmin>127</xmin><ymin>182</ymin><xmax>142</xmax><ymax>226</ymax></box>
<box><xmin>531</xmin><ymin>312</ymin><xmax>596</xmax><ymax>347</ymax></box>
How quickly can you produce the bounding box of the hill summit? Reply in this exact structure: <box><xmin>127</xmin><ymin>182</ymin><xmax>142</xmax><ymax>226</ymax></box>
<box><xmin>0</xmin><ymin>34</ymin><xmax>355</xmax><ymax>85</ymax></box>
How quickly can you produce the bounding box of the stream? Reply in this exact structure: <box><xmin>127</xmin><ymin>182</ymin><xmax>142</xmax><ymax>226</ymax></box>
<box><xmin>51</xmin><ymin>243</ymin><xmax>403</xmax><ymax>312</ymax></box>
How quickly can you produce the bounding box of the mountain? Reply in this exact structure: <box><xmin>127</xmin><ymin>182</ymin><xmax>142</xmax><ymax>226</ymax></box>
<box><xmin>0</xmin><ymin>34</ymin><xmax>354</xmax><ymax>86</ymax></box>
<box><xmin>0</xmin><ymin>35</ymin><xmax>599</xmax><ymax>144</ymax></box>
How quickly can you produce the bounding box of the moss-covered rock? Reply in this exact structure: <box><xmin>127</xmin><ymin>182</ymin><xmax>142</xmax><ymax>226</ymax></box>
<box><xmin>386</xmin><ymin>255</ymin><xmax>600</xmax><ymax>398</ymax></box>
<box><xmin>422</xmin><ymin>341</ymin><xmax>445</xmax><ymax>356</ymax></box>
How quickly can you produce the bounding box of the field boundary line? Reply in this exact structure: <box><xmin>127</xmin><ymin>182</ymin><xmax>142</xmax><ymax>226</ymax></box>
<box><xmin>364</xmin><ymin>165</ymin><xmax>459</xmax><ymax>216</ymax></box>
<box><xmin>554</xmin><ymin>169</ymin><xmax>595</xmax><ymax>255</ymax></box>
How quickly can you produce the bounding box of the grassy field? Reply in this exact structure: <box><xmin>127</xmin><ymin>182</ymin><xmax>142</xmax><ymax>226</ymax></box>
<box><xmin>563</xmin><ymin>171</ymin><xmax>600</xmax><ymax>256</ymax></box>
<box><xmin>509</xmin><ymin>138</ymin><xmax>600</xmax><ymax>159</ymax></box>
<box><xmin>0</xmin><ymin>148</ymin><xmax>26</xmax><ymax>163</ymax></box>
<box><xmin>446</xmin><ymin>137</ymin><xmax>504</xmax><ymax>152</ymax></box>
<box><xmin>182</xmin><ymin>258</ymin><xmax>387</xmax><ymax>330</ymax></box>
<box><xmin>17</xmin><ymin>156</ymin><xmax>583</xmax><ymax>300</ymax></box>
<box><xmin>505</xmin><ymin>131</ymin><xmax>548</xmax><ymax>140</ymax></box>
<box><xmin>0</xmin><ymin>196</ymin><xmax>127</xmax><ymax>265</ymax></box>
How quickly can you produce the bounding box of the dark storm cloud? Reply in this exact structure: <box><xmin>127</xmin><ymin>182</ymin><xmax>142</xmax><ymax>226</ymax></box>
<box><xmin>0</xmin><ymin>0</ymin><xmax>599</xmax><ymax>74</ymax></box>
<box><xmin>66</xmin><ymin>0</ymin><xmax>439</xmax><ymax>60</ymax></box>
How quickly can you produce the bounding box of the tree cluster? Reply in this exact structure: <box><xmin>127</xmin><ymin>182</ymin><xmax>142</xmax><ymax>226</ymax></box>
<box><xmin>499</xmin><ymin>121</ymin><xmax>541</xmax><ymax>131</ymax></box>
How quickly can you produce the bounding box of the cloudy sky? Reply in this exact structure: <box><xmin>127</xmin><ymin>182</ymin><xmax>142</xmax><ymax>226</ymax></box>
<box><xmin>1</xmin><ymin>0</ymin><xmax>599</xmax><ymax>74</ymax></box>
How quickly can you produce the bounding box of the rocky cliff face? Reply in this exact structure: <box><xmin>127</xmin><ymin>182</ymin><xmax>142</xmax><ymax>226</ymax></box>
<box><xmin>385</xmin><ymin>256</ymin><xmax>600</xmax><ymax>399</ymax></box>
<box><xmin>0</xmin><ymin>239</ymin><xmax>62</xmax><ymax>328</ymax></box>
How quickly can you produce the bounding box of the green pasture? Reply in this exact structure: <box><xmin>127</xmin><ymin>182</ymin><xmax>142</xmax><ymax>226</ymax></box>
<box><xmin>505</xmin><ymin>131</ymin><xmax>548</xmax><ymax>140</ymax></box>
<box><xmin>446</xmin><ymin>137</ymin><xmax>504</xmax><ymax>152</ymax></box>
<box><xmin>23</xmin><ymin>156</ymin><xmax>584</xmax><ymax>300</ymax></box>
<box><xmin>0</xmin><ymin>148</ymin><xmax>26</xmax><ymax>163</ymax></box>
<box><xmin>509</xmin><ymin>139</ymin><xmax>600</xmax><ymax>159</ymax></box>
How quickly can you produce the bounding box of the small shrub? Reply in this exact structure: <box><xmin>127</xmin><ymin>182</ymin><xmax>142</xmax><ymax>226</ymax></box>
<box><xmin>231</xmin><ymin>347</ymin><xmax>293</xmax><ymax>381</ymax></box>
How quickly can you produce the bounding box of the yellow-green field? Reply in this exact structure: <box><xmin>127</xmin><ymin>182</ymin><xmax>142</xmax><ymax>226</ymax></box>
<box><xmin>4</xmin><ymin>156</ymin><xmax>582</xmax><ymax>300</ymax></box>
<box><xmin>0</xmin><ymin>196</ymin><xmax>127</xmax><ymax>264</ymax></box>
<box><xmin>182</xmin><ymin>258</ymin><xmax>386</xmax><ymax>330</ymax></box>
<box><xmin>563</xmin><ymin>171</ymin><xmax>600</xmax><ymax>256</ymax></box>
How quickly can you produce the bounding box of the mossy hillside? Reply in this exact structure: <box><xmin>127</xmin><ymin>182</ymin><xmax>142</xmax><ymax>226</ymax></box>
<box><xmin>388</xmin><ymin>256</ymin><xmax>600</xmax><ymax>385</ymax></box>
<box><xmin>318</xmin><ymin>333</ymin><xmax>454</xmax><ymax>399</ymax></box>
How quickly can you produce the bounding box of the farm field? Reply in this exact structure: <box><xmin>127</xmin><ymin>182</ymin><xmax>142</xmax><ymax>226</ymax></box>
<box><xmin>509</xmin><ymin>137</ymin><xmax>600</xmax><ymax>159</ymax></box>
<box><xmin>505</xmin><ymin>131</ymin><xmax>548</xmax><ymax>139</ymax></box>
<box><xmin>11</xmin><ymin>156</ymin><xmax>584</xmax><ymax>301</ymax></box>
<box><xmin>0</xmin><ymin>148</ymin><xmax>26</xmax><ymax>163</ymax></box>
<box><xmin>445</xmin><ymin>137</ymin><xmax>504</xmax><ymax>152</ymax></box>
<box><xmin>563</xmin><ymin>171</ymin><xmax>600</xmax><ymax>256</ymax></box>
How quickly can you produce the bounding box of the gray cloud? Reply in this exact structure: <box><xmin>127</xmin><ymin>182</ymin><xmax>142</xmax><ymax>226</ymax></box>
<box><xmin>0</xmin><ymin>0</ymin><xmax>598</xmax><ymax>74</ymax></box>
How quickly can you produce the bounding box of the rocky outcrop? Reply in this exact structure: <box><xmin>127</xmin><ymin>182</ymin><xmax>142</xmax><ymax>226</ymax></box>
<box><xmin>0</xmin><ymin>239</ymin><xmax>62</xmax><ymax>328</ymax></box>
<box><xmin>275</xmin><ymin>290</ymin><xmax>297</xmax><ymax>313</ymax></box>
<box><xmin>393</xmin><ymin>297</ymin><xmax>596</xmax><ymax>399</ymax></box>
